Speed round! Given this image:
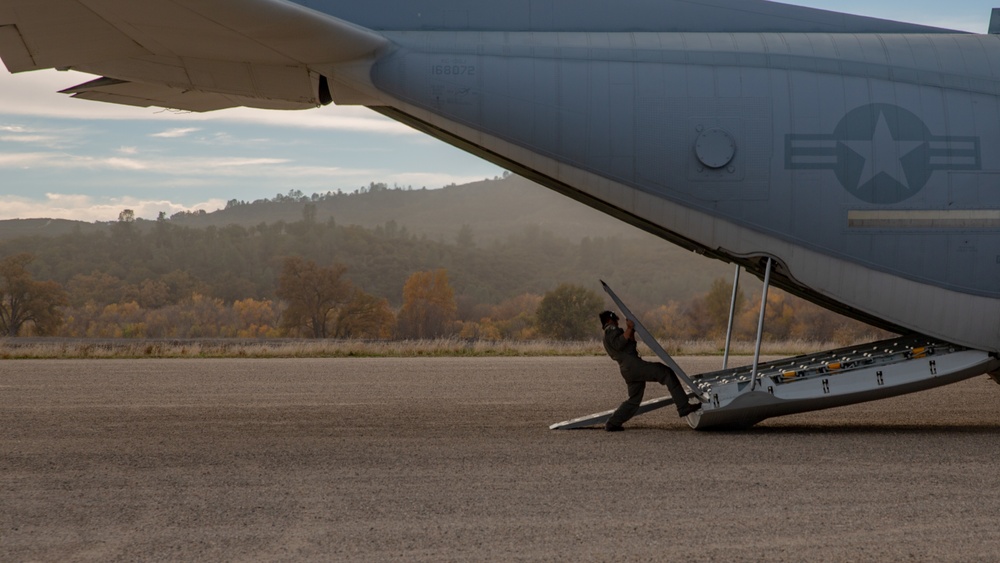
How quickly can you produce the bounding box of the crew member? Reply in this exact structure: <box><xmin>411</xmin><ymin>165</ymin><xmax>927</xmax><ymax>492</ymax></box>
<box><xmin>600</xmin><ymin>310</ymin><xmax>700</xmax><ymax>432</ymax></box>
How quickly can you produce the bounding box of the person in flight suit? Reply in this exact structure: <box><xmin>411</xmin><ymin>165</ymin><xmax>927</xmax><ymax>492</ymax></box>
<box><xmin>600</xmin><ymin>310</ymin><xmax>700</xmax><ymax>432</ymax></box>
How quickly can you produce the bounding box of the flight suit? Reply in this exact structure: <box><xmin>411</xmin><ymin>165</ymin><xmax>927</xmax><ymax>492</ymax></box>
<box><xmin>603</xmin><ymin>323</ymin><xmax>691</xmax><ymax>426</ymax></box>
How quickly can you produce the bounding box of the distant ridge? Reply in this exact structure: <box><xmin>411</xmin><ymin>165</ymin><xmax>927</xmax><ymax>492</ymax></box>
<box><xmin>0</xmin><ymin>175</ymin><xmax>738</xmax><ymax>304</ymax></box>
<box><xmin>0</xmin><ymin>176</ymin><xmax>650</xmax><ymax>243</ymax></box>
<box><xmin>0</xmin><ymin>218</ymin><xmax>106</xmax><ymax>240</ymax></box>
<box><xmin>167</xmin><ymin>175</ymin><xmax>647</xmax><ymax>244</ymax></box>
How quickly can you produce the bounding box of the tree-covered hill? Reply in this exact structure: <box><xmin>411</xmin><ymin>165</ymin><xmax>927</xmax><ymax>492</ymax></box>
<box><xmin>0</xmin><ymin>174</ymin><xmax>679</xmax><ymax>243</ymax></box>
<box><xmin>0</xmin><ymin>175</ymin><xmax>736</xmax><ymax>307</ymax></box>
<box><xmin>1</xmin><ymin>176</ymin><xmax>885</xmax><ymax>343</ymax></box>
<box><xmin>0</xmin><ymin>213</ymin><xmax>732</xmax><ymax>313</ymax></box>
<box><xmin>0</xmin><ymin>218</ymin><xmax>106</xmax><ymax>240</ymax></box>
<box><xmin>167</xmin><ymin>174</ymin><xmax>650</xmax><ymax>243</ymax></box>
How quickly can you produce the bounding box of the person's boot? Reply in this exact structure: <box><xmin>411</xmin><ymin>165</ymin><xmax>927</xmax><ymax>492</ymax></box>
<box><xmin>664</xmin><ymin>371</ymin><xmax>699</xmax><ymax>417</ymax></box>
<box><xmin>677</xmin><ymin>402</ymin><xmax>701</xmax><ymax>417</ymax></box>
<box><xmin>605</xmin><ymin>421</ymin><xmax>624</xmax><ymax>432</ymax></box>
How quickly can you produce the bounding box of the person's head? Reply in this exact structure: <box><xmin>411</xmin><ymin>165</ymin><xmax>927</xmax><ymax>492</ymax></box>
<box><xmin>599</xmin><ymin>310</ymin><xmax>619</xmax><ymax>327</ymax></box>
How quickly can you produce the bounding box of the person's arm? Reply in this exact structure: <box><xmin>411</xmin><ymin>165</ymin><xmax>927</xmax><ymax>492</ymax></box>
<box><xmin>606</xmin><ymin>325</ymin><xmax>629</xmax><ymax>353</ymax></box>
<box><xmin>624</xmin><ymin>319</ymin><xmax>636</xmax><ymax>342</ymax></box>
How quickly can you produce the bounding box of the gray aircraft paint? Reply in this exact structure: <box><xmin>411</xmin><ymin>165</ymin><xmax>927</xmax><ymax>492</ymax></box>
<box><xmin>369</xmin><ymin>30</ymin><xmax>1000</xmax><ymax>297</ymax></box>
<box><xmin>353</xmin><ymin>27</ymin><xmax>1000</xmax><ymax>353</ymax></box>
<box><xmin>294</xmin><ymin>0</ymin><xmax>957</xmax><ymax>34</ymax></box>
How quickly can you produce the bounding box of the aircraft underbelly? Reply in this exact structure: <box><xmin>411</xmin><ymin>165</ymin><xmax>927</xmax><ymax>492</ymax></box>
<box><xmin>369</xmin><ymin>32</ymin><xmax>1000</xmax><ymax>351</ymax></box>
<box><xmin>377</xmin><ymin>96</ymin><xmax>1000</xmax><ymax>353</ymax></box>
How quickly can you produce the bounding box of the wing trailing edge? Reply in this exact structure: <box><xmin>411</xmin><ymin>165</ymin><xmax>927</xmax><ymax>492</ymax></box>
<box><xmin>0</xmin><ymin>0</ymin><xmax>387</xmax><ymax>111</ymax></box>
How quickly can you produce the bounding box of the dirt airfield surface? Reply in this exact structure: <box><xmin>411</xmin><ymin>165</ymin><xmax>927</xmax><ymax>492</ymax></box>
<box><xmin>2</xmin><ymin>356</ymin><xmax>1000</xmax><ymax>562</ymax></box>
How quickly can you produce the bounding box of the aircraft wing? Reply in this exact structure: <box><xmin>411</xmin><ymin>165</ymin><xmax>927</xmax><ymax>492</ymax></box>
<box><xmin>0</xmin><ymin>0</ymin><xmax>386</xmax><ymax>111</ymax></box>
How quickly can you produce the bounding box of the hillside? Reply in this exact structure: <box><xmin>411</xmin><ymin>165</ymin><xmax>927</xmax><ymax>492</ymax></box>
<box><xmin>0</xmin><ymin>175</ymin><xmax>738</xmax><ymax>305</ymax></box>
<box><xmin>0</xmin><ymin>176</ymin><xmax>667</xmax><ymax>243</ymax></box>
<box><xmin>0</xmin><ymin>218</ymin><xmax>106</xmax><ymax>240</ymax></box>
<box><xmin>168</xmin><ymin>175</ymin><xmax>649</xmax><ymax>243</ymax></box>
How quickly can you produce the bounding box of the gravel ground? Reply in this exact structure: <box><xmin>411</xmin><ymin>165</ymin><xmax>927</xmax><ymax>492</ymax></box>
<box><xmin>2</xmin><ymin>356</ymin><xmax>1000</xmax><ymax>562</ymax></box>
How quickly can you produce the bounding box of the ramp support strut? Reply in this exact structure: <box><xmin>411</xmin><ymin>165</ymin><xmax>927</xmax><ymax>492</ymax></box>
<box><xmin>722</xmin><ymin>265</ymin><xmax>741</xmax><ymax>370</ymax></box>
<box><xmin>750</xmin><ymin>258</ymin><xmax>773</xmax><ymax>391</ymax></box>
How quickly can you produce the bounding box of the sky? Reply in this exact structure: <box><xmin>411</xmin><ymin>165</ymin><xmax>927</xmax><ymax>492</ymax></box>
<box><xmin>0</xmin><ymin>0</ymin><xmax>996</xmax><ymax>221</ymax></box>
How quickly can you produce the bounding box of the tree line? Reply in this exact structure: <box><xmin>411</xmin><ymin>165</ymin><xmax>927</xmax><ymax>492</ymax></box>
<box><xmin>0</xmin><ymin>204</ymin><xmax>730</xmax><ymax>310</ymax></box>
<box><xmin>0</xmin><ymin>209</ymin><xmax>888</xmax><ymax>343</ymax></box>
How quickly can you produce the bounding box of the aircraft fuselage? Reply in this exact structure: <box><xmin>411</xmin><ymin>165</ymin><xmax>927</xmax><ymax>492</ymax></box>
<box><xmin>358</xmin><ymin>30</ymin><xmax>1000</xmax><ymax>352</ymax></box>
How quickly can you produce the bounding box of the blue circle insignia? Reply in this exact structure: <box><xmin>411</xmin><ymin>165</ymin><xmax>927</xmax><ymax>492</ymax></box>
<box><xmin>834</xmin><ymin>104</ymin><xmax>930</xmax><ymax>204</ymax></box>
<box><xmin>785</xmin><ymin>103</ymin><xmax>980</xmax><ymax>205</ymax></box>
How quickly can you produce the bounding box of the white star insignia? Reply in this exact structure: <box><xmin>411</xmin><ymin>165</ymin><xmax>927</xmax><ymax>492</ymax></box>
<box><xmin>843</xmin><ymin>112</ymin><xmax>924</xmax><ymax>189</ymax></box>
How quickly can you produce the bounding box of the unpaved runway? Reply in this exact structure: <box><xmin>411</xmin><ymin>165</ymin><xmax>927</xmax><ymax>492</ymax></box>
<box><xmin>2</xmin><ymin>356</ymin><xmax>1000</xmax><ymax>561</ymax></box>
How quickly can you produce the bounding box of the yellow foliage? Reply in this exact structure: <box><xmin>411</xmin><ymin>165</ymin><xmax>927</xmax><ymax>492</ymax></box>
<box><xmin>397</xmin><ymin>269</ymin><xmax>457</xmax><ymax>339</ymax></box>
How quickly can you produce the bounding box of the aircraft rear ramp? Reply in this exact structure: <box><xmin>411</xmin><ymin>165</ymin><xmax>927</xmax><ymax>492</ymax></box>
<box><xmin>551</xmin><ymin>336</ymin><xmax>999</xmax><ymax>430</ymax></box>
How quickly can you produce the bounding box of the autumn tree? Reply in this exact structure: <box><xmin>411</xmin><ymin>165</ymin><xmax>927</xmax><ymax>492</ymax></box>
<box><xmin>457</xmin><ymin>292</ymin><xmax>543</xmax><ymax>340</ymax></box>
<box><xmin>232</xmin><ymin>298</ymin><xmax>282</xmax><ymax>338</ymax></box>
<box><xmin>0</xmin><ymin>254</ymin><xmax>69</xmax><ymax>336</ymax></box>
<box><xmin>644</xmin><ymin>301</ymin><xmax>691</xmax><ymax>341</ymax></box>
<box><xmin>276</xmin><ymin>257</ymin><xmax>352</xmax><ymax>338</ymax></box>
<box><xmin>704</xmin><ymin>277</ymin><xmax>745</xmax><ymax>337</ymax></box>
<box><xmin>397</xmin><ymin>269</ymin><xmax>457</xmax><ymax>339</ymax></box>
<box><xmin>66</xmin><ymin>271</ymin><xmax>129</xmax><ymax>307</ymax></box>
<box><xmin>335</xmin><ymin>290</ymin><xmax>396</xmax><ymax>339</ymax></box>
<box><xmin>490</xmin><ymin>293</ymin><xmax>542</xmax><ymax>339</ymax></box>
<box><xmin>536</xmin><ymin>283</ymin><xmax>604</xmax><ymax>340</ymax></box>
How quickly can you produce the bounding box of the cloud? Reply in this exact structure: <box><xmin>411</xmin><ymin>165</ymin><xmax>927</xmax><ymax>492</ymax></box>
<box><xmin>0</xmin><ymin>193</ymin><xmax>230</xmax><ymax>222</ymax></box>
<box><xmin>0</xmin><ymin>150</ymin><xmax>274</xmax><ymax>173</ymax></box>
<box><xmin>0</xmin><ymin>152</ymin><xmax>54</xmax><ymax>167</ymax></box>
<box><xmin>0</xmin><ymin>70</ymin><xmax>416</xmax><ymax>135</ymax></box>
<box><xmin>0</xmin><ymin>122</ymin><xmax>80</xmax><ymax>148</ymax></box>
<box><xmin>151</xmin><ymin>127</ymin><xmax>201</xmax><ymax>138</ymax></box>
<box><xmin>0</xmin><ymin>169</ymin><xmax>490</xmax><ymax>221</ymax></box>
<box><xmin>0</xmin><ymin>150</ymin><xmax>387</xmax><ymax>181</ymax></box>
<box><xmin>0</xmin><ymin>134</ymin><xmax>60</xmax><ymax>144</ymax></box>
<box><xmin>0</xmin><ymin>122</ymin><xmax>103</xmax><ymax>152</ymax></box>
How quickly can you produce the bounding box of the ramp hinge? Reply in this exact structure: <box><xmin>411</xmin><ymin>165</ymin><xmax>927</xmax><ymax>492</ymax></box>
<box><xmin>822</xmin><ymin>379</ymin><xmax>830</xmax><ymax>394</ymax></box>
<box><xmin>876</xmin><ymin>370</ymin><xmax>884</xmax><ymax>386</ymax></box>
<box><xmin>929</xmin><ymin>360</ymin><xmax>937</xmax><ymax>375</ymax></box>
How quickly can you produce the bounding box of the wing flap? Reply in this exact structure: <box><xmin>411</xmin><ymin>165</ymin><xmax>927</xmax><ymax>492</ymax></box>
<box><xmin>0</xmin><ymin>0</ymin><xmax>386</xmax><ymax>71</ymax></box>
<box><xmin>60</xmin><ymin>75</ymin><xmax>319</xmax><ymax>112</ymax></box>
<box><xmin>0</xmin><ymin>1</ymin><xmax>149</xmax><ymax>71</ymax></box>
<box><xmin>0</xmin><ymin>25</ymin><xmax>32</xmax><ymax>72</ymax></box>
<box><xmin>0</xmin><ymin>0</ymin><xmax>386</xmax><ymax>110</ymax></box>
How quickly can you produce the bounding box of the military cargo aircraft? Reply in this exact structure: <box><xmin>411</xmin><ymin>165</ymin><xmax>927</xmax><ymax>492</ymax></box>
<box><xmin>3</xmin><ymin>0</ymin><xmax>999</xmax><ymax>428</ymax></box>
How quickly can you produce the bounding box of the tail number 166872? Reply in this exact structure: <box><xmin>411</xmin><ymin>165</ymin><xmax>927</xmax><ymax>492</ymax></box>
<box><xmin>432</xmin><ymin>65</ymin><xmax>476</xmax><ymax>76</ymax></box>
